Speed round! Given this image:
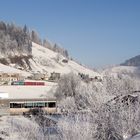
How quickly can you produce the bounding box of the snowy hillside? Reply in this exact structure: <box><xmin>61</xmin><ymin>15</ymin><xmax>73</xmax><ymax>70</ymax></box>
<box><xmin>121</xmin><ymin>55</ymin><xmax>140</xmax><ymax>67</ymax></box>
<box><xmin>0</xmin><ymin>42</ymin><xmax>100</xmax><ymax>77</ymax></box>
<box><xmin>29</xmin><ymin>42</ymin><xmax>100</xmax><ymax>77</ymax></box>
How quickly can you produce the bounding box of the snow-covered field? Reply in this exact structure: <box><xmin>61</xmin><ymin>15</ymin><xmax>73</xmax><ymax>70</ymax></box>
<box><xmin>0</xmin><ymin>81</ymin><xmax>57</xmax><ymax>99</ymax></box>
<box><xmin>0</xmin><ymin>63</ymin><xmax>30</xmax><ymax>77</ymax></box>
<box><xmin>31</xmin><ymin>42</ymin><xmax>100</xmax><ymax>77</ymax></box>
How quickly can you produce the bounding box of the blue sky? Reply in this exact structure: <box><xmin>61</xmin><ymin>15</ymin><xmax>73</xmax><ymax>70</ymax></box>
<box><xmin>0</xmin><ymin>0</ymin><xmax>140</xmax><ymax>68</ymax></box>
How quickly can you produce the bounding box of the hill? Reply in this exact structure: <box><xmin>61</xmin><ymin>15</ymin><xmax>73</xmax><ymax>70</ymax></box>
<box><xmin>0</xmin><ymin>21</ymin><xmax>99</xmax><ymax>77</ymax></box>
<box><xmin>2</xmin><ymin>42</ymin><xmax>99</xmax><ymax>77</ymax></box>
<box><xmin>121</xmin><ymin>55</ymin><xmax>140</xmax><ymax>67</ymax></box>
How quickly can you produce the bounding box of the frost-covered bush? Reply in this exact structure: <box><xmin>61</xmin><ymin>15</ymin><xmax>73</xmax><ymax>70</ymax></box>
<box><xmin>55</xmin><ymin>73</ymin><xmax>140</xmax><ymax>140</ymax></box>
<box><xmin>57</xmin><ymin>113</ymin><xmax>95</xmax><ymax>140</ymax></box>
<box><xmin>55</xmin><ymin>73</ymin><xmax>81</xmax><ymax>100</ymax></box>
<box><xmin>0</xmin><ymin>116</ymin><xmax>41</xmax><ymax>140</ymax></box>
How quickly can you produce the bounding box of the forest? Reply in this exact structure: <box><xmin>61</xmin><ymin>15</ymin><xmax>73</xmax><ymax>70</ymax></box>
<box><xmin>0</xmin><ymin>21</ymin><xmax>68</xmax><ymax>59</ymax></box>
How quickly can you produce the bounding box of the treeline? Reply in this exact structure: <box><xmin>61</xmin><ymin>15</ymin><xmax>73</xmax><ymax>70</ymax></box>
<box><xmin>0</xmin><ymin>21</ymin><xmax>32</xmax><ymax>57</ymax></box>
<box><xmin>43</xmin><ymin>39</ymin><xmax>69</xmax><ymax>58</ymax></box>
<box><xmin>0</xmin><ymin>21</ymin><xmax>69</xmax><ymax>58</ymax></box>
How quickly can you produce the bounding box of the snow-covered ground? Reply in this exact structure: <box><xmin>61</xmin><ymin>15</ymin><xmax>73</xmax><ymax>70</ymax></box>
<box><xmin>0</xmin><ymin>63</ymin><xmax>30</xmax><ymax>77</ymax></box>
<box><xmin>31</xmin><ymin>42</ymin><xmax>100</xmax><ymax>77</ymax></box>
<box><xmin>0</xmin><ymin>81</ymin><xmax>57</xmax><ymax>99</ymax></box>
<box><xmin>0</xmin><ymin>42</ymin><xmax>100</xmax><ymax>78</ymax></box>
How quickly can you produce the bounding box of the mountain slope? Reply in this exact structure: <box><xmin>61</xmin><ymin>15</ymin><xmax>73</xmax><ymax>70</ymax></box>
<box><xmin>0</xmin><ymin>42</ymin><xmax>99</xmax><ymax>77</ymax></box>
<box><xmin>29</xmin><ymin>42</ymin><xmax>99</xmax><ymax>77</ymax></box>
<box><xmin>0</xmin><ymin>21</ymin><xmax>99</xmax><ymax>77</ymax></box>
<box><xmin>121</xmin><ymin>55</ymin><xmax>140</xmax><ymax>67</ymax></box>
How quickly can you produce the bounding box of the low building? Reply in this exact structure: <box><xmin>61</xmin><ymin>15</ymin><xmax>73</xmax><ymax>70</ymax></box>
<box><xmin>0</xmin><ymin>72</ymin><xmax>25</xmax><ymax>84</ymax></box>
<box><xmin>0</xmin><ymin>98</ymin><xmax>56</xmax><ymax>116</ymax></box>
<box><xmin>10</xmin><ymin>98</ymin><xmax>56</xmax><ymax>115</ymax></box>
<box><xmin>0</xmin><ymin>83</ymin><xmax>58</xmax><ymax>115</ymax></box>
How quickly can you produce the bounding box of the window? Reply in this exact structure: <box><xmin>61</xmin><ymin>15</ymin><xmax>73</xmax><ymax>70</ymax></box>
<box><xmin>25</xmin><ymin>103</ymin><xmax>33</xmax><ymax>108</ymax></box>
<box><xmin>37</xmin><ymin>102</ymin><xmax>45</xmax><ymax>107</ymax></box>
<box><xmin>45</xmin><ymin>102</ymin><xmax>48</xmax><ymax>107</ymax></box>
<box><xmin>10</xmin><ymin>103</ymin><xmax>24</xmax><ymax>108</ymax></box>
<box><xmin>33</xmin><ymin>102</ymin><xmax>45</xmax><ymax>107</ymax></box>
<box><xmin>48</xmin><ymin>102</ymin><xmax>56</xmax><ymax>108</ymax></box>
<box><xmin>10</xmin><ymin>101</ymin><xmax>56</xmax><ymax>109</ymax></box>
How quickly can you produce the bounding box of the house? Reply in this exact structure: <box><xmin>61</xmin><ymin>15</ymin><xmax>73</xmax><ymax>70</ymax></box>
<box><xmin>62</xmin><ymin>59</ymin><xmax>68</xmax><ymax>63</ymax></box>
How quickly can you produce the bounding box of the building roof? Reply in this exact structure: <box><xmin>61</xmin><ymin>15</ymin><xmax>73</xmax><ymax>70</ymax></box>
<box><xmin>0</xmin><ymin>92</ymin><xmax>8</xmax><ymax>99</ymax></box>
<box><xmin>0</xmin><ymin>82</ymin><xmax>57</xmax><ymax>99</ymax></box>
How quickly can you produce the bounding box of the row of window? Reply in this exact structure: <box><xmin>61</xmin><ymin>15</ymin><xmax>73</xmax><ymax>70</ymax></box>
<box><xmin>10</xmin><ymin>102</ymin><xmax>56</xmax><ymax>108</ymax></box>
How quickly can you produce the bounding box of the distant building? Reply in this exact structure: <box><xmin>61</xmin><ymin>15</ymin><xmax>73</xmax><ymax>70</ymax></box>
<box><xmin>62</xmin><ymin>59</ymin><xmax>68</xmax><ymax>63</ymax></box>
<box><xmin>78</xmin><ymin>73</ymin><xmax>102</xmax><ymax>82</ymax></box>
<box><xmin>0</xmin><ymin>72</ymin><xmax>25</xmax><ymax>84</ymax></box>
<box><xmin>49</xmin><ymin>72</ymin><xmax>60</xmax><ymax>81</ymax></box>
<box><xmin>30</xmin><ymin>73</ymin><xmax>49</xmax><ymax>81</ymax></box>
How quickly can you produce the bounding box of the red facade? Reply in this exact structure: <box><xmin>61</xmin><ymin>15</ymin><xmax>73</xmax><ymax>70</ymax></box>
<box><xmin>24</xmin><ymin>82</ymin><xmax>45</xmax><ymax>86</ymax></box>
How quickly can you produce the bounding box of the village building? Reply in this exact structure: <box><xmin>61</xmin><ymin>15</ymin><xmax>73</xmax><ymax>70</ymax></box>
<box><xmin>78</xmin><ymin>73</ymin><xmax>102</xmax><ymax>82</ymax></box>
<box><xmin>49</xmin><ymin>72</ymin><xmax>60</xmax><ymax>81</ymax></box>
<box><xmin>0</xmin><ymin>72</ymin><xmax>25</xmax><ymax>84</ymax></box>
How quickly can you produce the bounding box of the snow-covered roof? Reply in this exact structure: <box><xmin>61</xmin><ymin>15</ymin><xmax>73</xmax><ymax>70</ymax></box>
<box><xmin>0</xmin><ymin>82</ymin><xmax>57</xmax><ymax>99</ymax></box>
<box><xmin>0</xmin><ymin>92</ymin><xmax>8</xmax><ymax>99</ymax></box>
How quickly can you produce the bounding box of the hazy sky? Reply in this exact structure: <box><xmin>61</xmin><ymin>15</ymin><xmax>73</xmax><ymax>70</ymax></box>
<box><xmin>0</xmin><ymin>0</ymin><xmax>140</xmax><ymax>68</ymax></box>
